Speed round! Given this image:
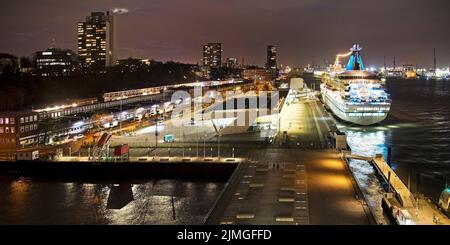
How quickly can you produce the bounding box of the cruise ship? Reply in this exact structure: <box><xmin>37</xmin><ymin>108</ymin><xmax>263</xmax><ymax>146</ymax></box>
<box><xmin>320</xmin><ymin>44</ymin><xmax>391</xmax><ymax>125</ymax></box>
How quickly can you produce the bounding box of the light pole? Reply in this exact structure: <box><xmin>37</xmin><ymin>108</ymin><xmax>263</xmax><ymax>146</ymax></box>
<box><xmin>203</xmin><ymin>134</ymin><xmax>206</xmax><ymax>158</ymax></box>
<box><xmin>217</xmin><ymin>133</ymin><xmax>221</xmax><ymax>159</ymax></box>
<box><xmin>196</xmin><ymin>126</ymin><xmax>199</xmax><ymax>158</ymax></box>
<box><xmin>155</xmin><ymin>120</ymin><xmax>159</xmax><ymax>157</ymax></box>
<box><xmin>119</xmin><ymin>98</ymin><xmax>123</xmax><ymax>135</ymax></box>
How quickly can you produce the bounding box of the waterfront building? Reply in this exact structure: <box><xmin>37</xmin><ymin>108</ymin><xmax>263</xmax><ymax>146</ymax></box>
<box><xmin>0</xmin><ymin>112</ymin><xmax>41</xmax><ymax>150</ymax></box>
<box><xmin>34</xmin><ymin>48</ymin><xmax>77</xmax><ymax>76</ymax></box>
<box><xmin>77</xmin><ymin>12</ymin><xmax>116</xmax><ymax>70</ymax></box>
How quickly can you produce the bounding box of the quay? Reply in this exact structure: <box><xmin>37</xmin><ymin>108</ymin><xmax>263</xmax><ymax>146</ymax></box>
<box><xmin>346</xmin><ymin>153</ymin><xmax>450</xmax><ymax>225</ymax></box>
<box><xmin>0</xmin><ymin>158</ymin><xmax>240</xmax><ymax>180</ymax></box>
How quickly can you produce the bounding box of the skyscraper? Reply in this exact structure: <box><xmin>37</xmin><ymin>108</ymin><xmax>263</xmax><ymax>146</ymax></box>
<box><xmin>77</xmin><ymin>12</ymin><xmax>116</xmax><ymax>69</ymax></box>
<box><xmin>266</xmin><ymin>45</ymin><xmax>277</xmax><ymax>70</ymax></box>
<box><xmin>203</xmin><ymin>43</ymin><xmax>222</xmax><ymax>68</ymax></box>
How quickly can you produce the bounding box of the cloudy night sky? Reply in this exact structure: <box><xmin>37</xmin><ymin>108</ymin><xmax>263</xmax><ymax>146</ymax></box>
<box><xmin>1</xmin><ymin>0</ymin><xmax>449</xmax><ymax>67</ymax></box>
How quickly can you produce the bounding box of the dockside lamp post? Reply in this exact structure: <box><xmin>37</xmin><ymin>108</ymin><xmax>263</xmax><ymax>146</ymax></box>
<box><xmin>217</xmin><ymin>133</ymin><xmax>221</xmax><ymax>160</ymax></box>
<box><xmin>204</xmin><ymin>133</ymin><xmax>207</xmax><ymax>158</ymax></box>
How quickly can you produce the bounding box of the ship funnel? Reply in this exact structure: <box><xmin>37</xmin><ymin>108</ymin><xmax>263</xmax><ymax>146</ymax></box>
<box><xmin>346</xmin><ymin>43</ymin><xmax>365</xmax><ymax>71</ymax></box>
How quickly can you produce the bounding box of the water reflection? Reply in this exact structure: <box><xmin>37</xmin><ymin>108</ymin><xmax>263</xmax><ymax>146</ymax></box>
<box><xmin>0</xmin><ymin>177</ymin><xmax>224</xmax><ymax>225</ymax></box>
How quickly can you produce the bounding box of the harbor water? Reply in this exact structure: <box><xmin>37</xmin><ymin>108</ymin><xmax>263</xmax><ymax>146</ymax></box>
<box><xmin>0</xmin><ymin>177</ymin><xmax>224</xmax><ymax>224</ymax></box>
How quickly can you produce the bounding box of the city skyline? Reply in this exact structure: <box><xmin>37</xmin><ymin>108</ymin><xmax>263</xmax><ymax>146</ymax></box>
<box><xmin>0</xmin><ymin>0</ymin><xmax>449</xmax><ymax>68</ymax></box>
<box><xmin>2</xmin><ymin>0</ymin><xmax>450</xmax><ymax>230</ymax></box>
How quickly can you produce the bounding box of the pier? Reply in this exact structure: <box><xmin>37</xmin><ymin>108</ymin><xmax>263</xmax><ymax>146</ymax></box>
<box><xmin>346</xmin><ymin>153</ymin><xmax>450</xmax><ymax>225</ymax></box>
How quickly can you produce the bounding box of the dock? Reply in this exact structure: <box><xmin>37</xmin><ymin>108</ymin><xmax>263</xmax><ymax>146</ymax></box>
<box><xmin>346</xmin><ymin>153</ymin><xmax>450</xmax><ymax>225</ymax></box>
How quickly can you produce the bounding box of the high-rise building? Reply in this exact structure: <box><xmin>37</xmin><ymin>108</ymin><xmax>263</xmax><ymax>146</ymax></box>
<box><xmin>203</xmin><ymin>43</ymin><xmax>222</xmax><ymax>68</ymax></box>
<box><xmin>77</xmin><ymin>12</ymin><xmax>116</xmax><ymax>69</ymax></box>
<box><xmin>266</xmin><ymin>45</ymin><xmax>277</xmax><ymax>70</ymax></box>
<box><xmin>34</xmin><ymin>48</ymin><xmax>77</xmax><ymax>76</ymax></box>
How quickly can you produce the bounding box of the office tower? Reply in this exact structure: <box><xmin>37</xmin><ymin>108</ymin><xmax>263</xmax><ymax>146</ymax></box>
<box><xmin>266</xmin><ymin>45</ymin><xmax>277</xmax><ymax>70</ymax></box>
<box><xmin>203</xmin><ymin>43</ymin><xmax>222</xmax><ymax>69</ymax></box>
<box><xmin>77</xmin><ymin>12</ymin><xmax>116</xmax><ymax>69</ymax></box>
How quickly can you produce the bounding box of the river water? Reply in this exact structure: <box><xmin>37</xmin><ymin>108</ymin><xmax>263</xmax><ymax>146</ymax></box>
<box><xmin>0</xmin><ymin>178</ymin><xmax>224</xmax><ymax>224</ymax></box>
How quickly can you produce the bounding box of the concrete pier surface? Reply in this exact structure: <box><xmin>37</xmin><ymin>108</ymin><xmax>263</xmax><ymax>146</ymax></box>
<box><xmin>206</xmin><ymin>149</ymin><xmax>371</xmax><ymax>225</ymax></box>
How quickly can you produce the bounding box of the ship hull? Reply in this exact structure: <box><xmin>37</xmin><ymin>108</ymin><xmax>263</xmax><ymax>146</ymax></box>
<box><xmin>321</xmin><ymin>87</ymin><xmax>389</xmax><ymax>126</ymax></box>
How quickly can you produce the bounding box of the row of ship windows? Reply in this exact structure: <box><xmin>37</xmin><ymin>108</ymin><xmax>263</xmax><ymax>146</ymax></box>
<box><xmin>348</xmin><ymin>113</ymin><xmax>385</xmax><ymax>117</ymax></box>
<box><xmin>355</xmin><ymin>107</ymin><xmax>390</xmax><ymax>111</ymax></box>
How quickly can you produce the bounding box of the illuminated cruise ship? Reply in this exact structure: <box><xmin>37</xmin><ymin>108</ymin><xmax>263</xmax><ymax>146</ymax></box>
<box><xmin>320</xmin><ymin>44</ymin><xmax>391</xmax><ymax>125</ymax></box>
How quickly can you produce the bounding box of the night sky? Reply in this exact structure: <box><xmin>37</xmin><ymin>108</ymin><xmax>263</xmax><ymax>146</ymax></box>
<box><xmin>1</xmin><ymin>0</ymin><xmax>449</xmax><ymax>67</ymax></box>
